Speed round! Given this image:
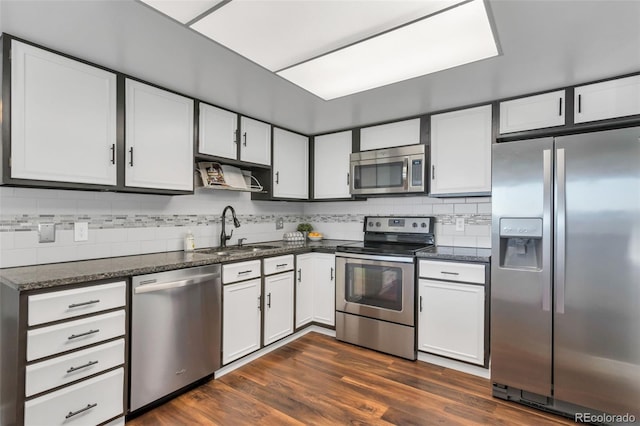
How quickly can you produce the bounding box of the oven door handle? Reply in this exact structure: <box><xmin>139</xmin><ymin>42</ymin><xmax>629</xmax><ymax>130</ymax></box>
<box><xmin>335</xmin><ymin>252</ymin><xmax>415</xmax><ymax>264</ymax></box>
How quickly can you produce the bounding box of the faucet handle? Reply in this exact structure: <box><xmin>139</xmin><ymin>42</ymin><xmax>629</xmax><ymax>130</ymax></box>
<box><xmin>237</xmin><ymin>238</ymin><xmax>247</xmax><ymax>247</ymax></box>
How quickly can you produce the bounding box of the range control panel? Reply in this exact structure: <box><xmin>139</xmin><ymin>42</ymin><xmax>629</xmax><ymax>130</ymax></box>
<box><xmin>364</xmin><ymin>216</ymin><xmax>435</xmax><ymax>234</ymax></box>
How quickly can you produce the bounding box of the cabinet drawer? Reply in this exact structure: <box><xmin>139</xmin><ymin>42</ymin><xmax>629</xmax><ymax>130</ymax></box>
<box><xmin>24</xmin><ymin>368</ymin><xmax>123</xmax><ymax>426</ymax></box>
<box><xmin>28</xmin><ymin>281</ymin><xmax>126</xmax><ymax>326</ymax></box>
<box><xmin>223</xmin><ymin>260</ymin><xmax>261</xmax><ymax>284</ymax></box>
<box><xmin>26</xmin><ymin>339</ymin><xmax>124</xmax><ymax>397</ymax></box>
<box><xmin>263</xmin><ymin>255</ymin><xmax>294</xmax><ymax>275</ymax></box>
<box><xmin>27</xmin><ymin>310</ymin><xmax>125</xmax><ymax>361</ymax></box>
<box><xmin>419</xmin><ymin>260</ymin><xmax>485</xmax><ymax>284</ymax></box>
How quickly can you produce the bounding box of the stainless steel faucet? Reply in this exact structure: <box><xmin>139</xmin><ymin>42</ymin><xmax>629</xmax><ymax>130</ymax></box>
<box><xmin>220</xmin><ymin>205</ymin><xmax>241</xmax><ymax>248</ymax></box>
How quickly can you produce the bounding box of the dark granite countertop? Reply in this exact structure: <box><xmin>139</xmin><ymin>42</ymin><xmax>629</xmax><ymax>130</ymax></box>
<box><xmin>0</xmin><ymin>239</ymin><xmax>360</xmax><ymax>292</ymax></box>
<box><xmin>416</xmin><ymin>246</ymin><xmax>491</xmax><ymax>263</ymax></box>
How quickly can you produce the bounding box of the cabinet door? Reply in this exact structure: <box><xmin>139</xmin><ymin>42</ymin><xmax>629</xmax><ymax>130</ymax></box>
<box><xmin>430</xmin><ymin>105</ymin><xmax>492</xmax><ymax>196</ymax></box>
<box><xmin>198</xmin><ymin>103</ymin><xmax>238</xmax><ymax>160</ymax></box>
<box><xmin>272</xmin><ymin>128</ymin><xmax>308</xmax><ymax>199</ymax></box>
<box><xmin>263</xmin><ymin>272</ymin><xmax>294</xmax><ymax>345</ymax></box>
<box><xmin>360</xmin><ymin>118</ymin><xmax>420</xmax><ymax>151</ymax></box>
<box><xmin>313</xmin><ymin>131</ymin><xmax>352</xmax><ymax>199</ymax></box>
<box><xmin>574</xmin><ymin>75</ymin><xmax>640</xmax><ymax>123</ymax></box>
<box><xmin>10</xmin><ymin>40</ymin><xmax>117</xmax><ymax>185</ymax></box>
<box><xmin>499</xmin><ymin>90</ymin><xmax>565</xmax><ymax>134</ymax></box>
<box><xmin>313</xmin><ymin>253</ymin><xmax>335</xmax><ymax>326</ymax></box>
<box><xmin>418</xmin><ymin>279</ymin><xmax>484</xmax><ymax>365</ymax></box>
<box><xmin>125</xmin><ymin>79</ymin><xmax>194</xmax><ymax>191</ymax></box>
<box><xmin>295</xmin><ymin>254</ymin><xmax>314</xmax><ymax>328</ymax></box>
<box><xmin>222</xmin><ymin>279</ymin><xmax>261</xmax><ymax>364</ymax></box>
<box><xmin>240</xmin><ymin>116</ymin><xmax>271</xmax><ymax>165</ymax></box>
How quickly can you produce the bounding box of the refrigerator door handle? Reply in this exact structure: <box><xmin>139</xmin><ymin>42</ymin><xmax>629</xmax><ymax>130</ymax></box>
<box><xmin>542</xmin><ymin>149</ymin><xmax>552</xmax><ymax>312</ymax></box>
<box><xmin>555</xmin><ymin>148</ymin><xmax>566</xmax><ymax>314</ymax></box>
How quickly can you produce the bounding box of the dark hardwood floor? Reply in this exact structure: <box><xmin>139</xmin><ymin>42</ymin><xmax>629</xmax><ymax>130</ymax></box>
<box><xmin>126</xmin><ymin>332</ymin><xmax>575</xmax><ymax>425</ymax></box>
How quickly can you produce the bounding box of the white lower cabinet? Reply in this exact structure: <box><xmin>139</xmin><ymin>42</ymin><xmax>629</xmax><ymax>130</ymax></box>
<box><xmin>418</xmin><ymin>263</ymin><xmax>486</xmax><ymax>366</ymax></box>
<box><xmin>24</xmin><ymin>368</ymin><xmax>123</xmax><ymax>426</ymax></box>
<box><xmin>295</xmin><ymin>253</ymin><xmax>335</xmax><ymax>328</ymax></box>
<box><xmin>222</xmin><ymin>278</ymin><xmax>262</xmax><ymax>364</ymax></box>
<box><xmin>263</xmin><ymin>272</ymin><xmax>294</xmax><ymax>345</ymax></box>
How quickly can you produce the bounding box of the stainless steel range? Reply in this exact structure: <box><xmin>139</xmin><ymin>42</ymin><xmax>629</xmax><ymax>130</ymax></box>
<box><xmin>335</xmin><ymin>216</ymin><xmax>435</xmax><ymax>360</ymax></box>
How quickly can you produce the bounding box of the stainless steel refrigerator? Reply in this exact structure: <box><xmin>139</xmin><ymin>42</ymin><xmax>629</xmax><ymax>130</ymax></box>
<box><xmin>491</xmin><ymin>126</ymin><xmax>640</xmax><ymax>422</ymax></box>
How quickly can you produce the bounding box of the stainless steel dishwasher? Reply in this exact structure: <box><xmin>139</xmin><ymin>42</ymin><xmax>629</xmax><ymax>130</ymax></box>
<box><xmin>130</xmin><ymin>264</ymin><xmax>221</xmax><ymax>412</ymax></box>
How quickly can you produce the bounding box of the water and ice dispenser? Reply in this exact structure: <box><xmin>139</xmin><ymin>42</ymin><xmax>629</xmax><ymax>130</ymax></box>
<box><xmin>498</xmin><ymin>218</ymin><xmax>543</xmax><ymax>270</ymax></box>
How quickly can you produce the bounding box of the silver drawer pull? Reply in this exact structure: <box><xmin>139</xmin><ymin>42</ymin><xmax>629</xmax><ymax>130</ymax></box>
<box><xmin>276</xmin><ymin>264</ymin><xmax>287</xmax><ymax>268</ymax></box>
<box><xmin>65</xmin><ymin>403</ymin><xmax>97</xmax><ymax>419</ymax></box>
<box><xmin>440</xmin><ymin>271</ymin><xmax>460</xmax><ymax>276</ymax></box>
<box><xmin>237</xmin><ymin>270</ymin><xmax>253</xmax><ymax>275</ymax></box>
<box><xmin>68</xmin><ymin>300</ymin><xmax>100</xmax><ymax>309</ymax></box>
<box><xmin>66</xmin><ymin>360</ymin><xmax>98</xmax><ymax>374</ymax></box>
<box><xmin>67</xmin><ymin>329</ymin><xmax>100</xmax><ymax>340</ymax></box>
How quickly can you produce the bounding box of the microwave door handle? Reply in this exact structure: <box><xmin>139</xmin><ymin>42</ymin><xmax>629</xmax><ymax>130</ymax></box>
<box><xmin>402</xmin><ymin>159</ymin><xmax>409</xmax><ymax>190</ymax></box>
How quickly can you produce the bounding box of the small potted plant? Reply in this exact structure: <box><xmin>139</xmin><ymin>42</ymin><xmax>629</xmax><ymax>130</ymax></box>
<box><xmin>297</xmin><ymin>223</ymin><xmax>313</xmax><ymax>239</ymax></box>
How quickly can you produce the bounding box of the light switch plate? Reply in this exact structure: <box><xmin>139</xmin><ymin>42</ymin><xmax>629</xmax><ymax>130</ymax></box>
<box><xmin>38</xmin><ymin>223</ymin><xmax>56</xmax><ymax>243</ymax></box>
<box><xmin>74</xmin><ymin>222</ymin><xmax>89</xmax><ymax>242</ymax></box>
<box><xmin>275</xmin><ymin>217</ymin><xmax>284</xmax><ymax>230</ymax></box>
<box><xmin>455</xmin><ymin>217</ymin><xmax>465</xmax><ymax>232</ymax></box>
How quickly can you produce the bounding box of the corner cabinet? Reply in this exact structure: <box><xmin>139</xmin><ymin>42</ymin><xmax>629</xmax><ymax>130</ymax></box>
<box><xmin>272</xmin><ymin>128</ymin><xmax>308</xmax><ymax>199</ymax></box>
<box><xmin>295</xmin><ymin>253</ymin><xmax>335</xmax><ymax>328</ymax></box>
<box><xmin>429</xmin><ymin>105</ymin><xmax>492</xmax><ymax>196</ymax></box>
<box><xmin>124</xmin><ymin>79</ymin><xmax>194</xmax><ymax>192</ymax></box>
<box><xmin>9</xmin><ymin>39</ymin><xmax>118</xmax><ymax>186</ymax></box>
<box><xmin>313</xmin><ymin>131</ymin><xmax>352</xmax><ymax>199</ymax></box>
<box><xmin>239</xmin><ymin>116</ymin><xmax>271</xmax><ymax>166</ymax></box>
<box><xmin>198</xmin><ymin>102</ymin><xmax>239</xmax><ymax>160</ymax></box>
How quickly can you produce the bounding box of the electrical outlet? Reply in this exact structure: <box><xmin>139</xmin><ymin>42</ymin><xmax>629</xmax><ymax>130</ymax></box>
<box><xmin>455</xmin><ymin>217</ymin><xmax>465</xmax><ymax>232</ymax></box>
<box><xmin>74</xmin><ymin>222</ymin><xmax>89</xmax><ymax>242</ymax></box>
<box><xmin>38</xmin><ymin>223</ymin><xmax>56</xmax><ymax>243</ymax></box>
<box><xmin>275</xmin><ymin>217</ymin><xmax>284</xmax><ymax>230</ymax></box>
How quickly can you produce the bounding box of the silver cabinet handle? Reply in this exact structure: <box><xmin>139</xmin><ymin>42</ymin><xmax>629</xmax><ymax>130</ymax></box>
<box><xmin>128</xmin><ymin>147</ymin><xmax>134</xmax><ymax>166</ymax></box>
<box><xmin>257</xmin><ymin>295</ymin><xmax>261</xmax><ymax>311</ymax></box>
<box><xmin>419</xmin><ymin>295</ymin><xmax>423</xmax><ymax>312</ymax></box>
<box><xmin>68</xmin><ymin>299</ymin><xmax>100</xmax><ymax>309</ymax></box>
<box><xmin>238</xmin><ymin>270</ymin><xmax>253</xmax><ymax>275</ymax></box>
<box><xmin>110</xmin><ymin>144</ymin><xmax>115</xmax><ymax>165</ymax></box>
<box><xmin>555</xmin><ymin>148</ymin><xmax>566</xmax><ymax>314</ymax></box>
<box><xmin>440</xmin><ymin>271</ymin><xmax>459</xmax><ymax>276</ymax></box>
<box><xmin>432</xmin><ymin>165</ymin><xmax>435</xmax><ymax>180</ymax></box>
<box><xmin>234</xmin><ymin>129</ymin><xmax>238</xmax><ymax>144</ymax></box>
<box><xmin>275</xmin><ymin>171</ymin><xmax>279</xmax><ymax>184</ymax></box>
<box><xmin>347</xmin><ymin>173</ymin><xmax>350</xmax><ymax>186</ymax></box>
<box><xmin>65</xmin><ymin>403</ymin><xmax>97</xmax><ymax>419</ymax></box>
<box><xmin>297</xmin><ymin>268</ymin><xmax>302</xmax><ymax>282</ymax></box>
<box><xmin>66</xmin><ymin>360</ymin><xmax>98</xmax><ymax>374</ymax></box>
<box><xmin>68</xmin><ymin>329</ymin><xmax>99</xmax><ymax>340</ymax></box>
<box><xmin>276</xmin><ymin>264</ymin><xmax>287</xmax><ymax>268</ymax></box>
<box><xmin>243</xmin><ymin>132</ymin><xmax>247</xmax><ymax>147</ymax></box>
<box><xmin>330</xmin><ymin>267</ymin><xmax>334</xmax><ymax>280</ymax></box>
<box><xmin>267</xmin><ymin>292</ymin><xmax>271</xmax><ymax>308</ymax></box>
<box><xmin>542</xmin><ymin>149</ymin><xmax>552</xmax><ymax>312</ymax></box>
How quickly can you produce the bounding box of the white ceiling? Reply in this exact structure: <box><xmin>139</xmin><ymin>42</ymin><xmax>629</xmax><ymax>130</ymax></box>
<box><xmin>2</xmin><ymin>0</ymin><xmax>640</xmax><ymax>135</ymax></box>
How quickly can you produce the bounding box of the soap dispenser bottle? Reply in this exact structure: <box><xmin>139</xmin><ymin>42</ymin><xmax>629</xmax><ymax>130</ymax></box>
<box><xmin>184</xmin><ymin>230</ymin><xmax>195</xmax><ymax>252</ymax></box>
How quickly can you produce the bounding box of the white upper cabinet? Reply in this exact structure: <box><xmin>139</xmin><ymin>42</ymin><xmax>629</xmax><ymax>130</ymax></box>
<box><xmin>499</xmin><ymin>90</ymin><xmax>565</xmax><ymax>134</ymax></box>
<box><xmin>360</xmin><ymin>118</ymin><xmax>420</xmax><ymax>151</ymax></box>
<box><xmin>198</xmin><ymin>103</ymin><xmax>238</xmax><ymax>160</ymax></box>
<box><xmin>10</xmin><ymin>40</ymin><xmax>117</xmax><ymax>185</ymax></box>
<box><xmin>125</xmin><ymin>79</ymin><xmax>194</xmax><ymax>192</ymax></box>
<box><xmin>574</xmin><ymin>75</ymin><xmax>640</xmax><ymax>123</ymax></box>
<box><xmin>272</xmin><ymin>128</ymin><xmax>309</xmax><ymax>199</ymax></box>
<box><xmin>240</xmin><ymin>116</ymin><xmax>271</xmax><ymax>165</ymax></box>
<box><xmin>313</xmin><ymin>131</ymin><xmax>352</xmax><ymax>199</ymax></box>
<box><xmin>430</xmin><ymin>104</ymin><xmax>492</xmax><ymax>196</ymax></box>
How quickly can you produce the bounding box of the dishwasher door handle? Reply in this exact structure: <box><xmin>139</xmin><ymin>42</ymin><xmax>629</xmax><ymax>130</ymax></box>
<box><xmin>134</xmin><ymin>274</ymin><xmax>218</xmax><ymax>294</ymax></box>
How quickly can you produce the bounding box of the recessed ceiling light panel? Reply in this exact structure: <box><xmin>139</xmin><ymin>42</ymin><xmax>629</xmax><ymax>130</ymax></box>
<box><xmin>191</xmin><ymin>0</ymin><xmax>465</xmax><ymax>71</ymax></box>
<box><xmin>139</xmin><ymin>0</ymin><xmax>224</xmax><ymax>24</ymax></box>
<box><xmin>277</xmin><ymin>0</ymin><xmax>499</xmax><ymax>100</ymax></box>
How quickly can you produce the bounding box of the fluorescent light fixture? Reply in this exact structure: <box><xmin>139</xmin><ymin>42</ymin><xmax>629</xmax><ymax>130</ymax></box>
<box><xmin>191</xmin><ymin>0</ymin><xmax>464</xmax><ymax>72</ymax></box>
<box><xmin>278</xmin><ymin>0</ymin><xmax>498</xmax><ymax>100</ymax></box>
<box><xmin>139</xmin><ymin>0</ymin><xmax>223</xmax><ymax>24</ymax></box>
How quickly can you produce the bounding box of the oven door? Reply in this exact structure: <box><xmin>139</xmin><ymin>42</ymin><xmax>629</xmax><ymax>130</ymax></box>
<box><xmin>335</xmin><ymin>252</ymin><xmax>415</xmax><ymax>326</ymax></box>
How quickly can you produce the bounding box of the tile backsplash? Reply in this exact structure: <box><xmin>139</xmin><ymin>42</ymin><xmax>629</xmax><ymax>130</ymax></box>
<box><xmin>0</xmin><ymin>186</ymin><xmax>491</xmax><ymax>268</ymax></box>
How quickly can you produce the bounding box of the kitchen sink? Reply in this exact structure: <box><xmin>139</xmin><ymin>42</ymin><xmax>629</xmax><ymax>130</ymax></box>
<box><xmin>196</xmin><ymin>245</ymin><xmax>279</xmax><ymax>256</ymax></box>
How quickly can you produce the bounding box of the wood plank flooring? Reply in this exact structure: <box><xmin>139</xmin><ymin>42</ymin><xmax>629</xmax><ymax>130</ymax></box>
<box><xmin>126</xmin><ymin>332</ymin><xmax>575</xmax><ymax>425</ymax></box>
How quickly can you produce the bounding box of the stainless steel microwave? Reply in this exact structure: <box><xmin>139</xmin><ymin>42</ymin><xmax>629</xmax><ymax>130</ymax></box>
<box><xmin>350</xmin><ymin>144</ymin><xmax>426</xmax><ymax>195</ymax></box>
